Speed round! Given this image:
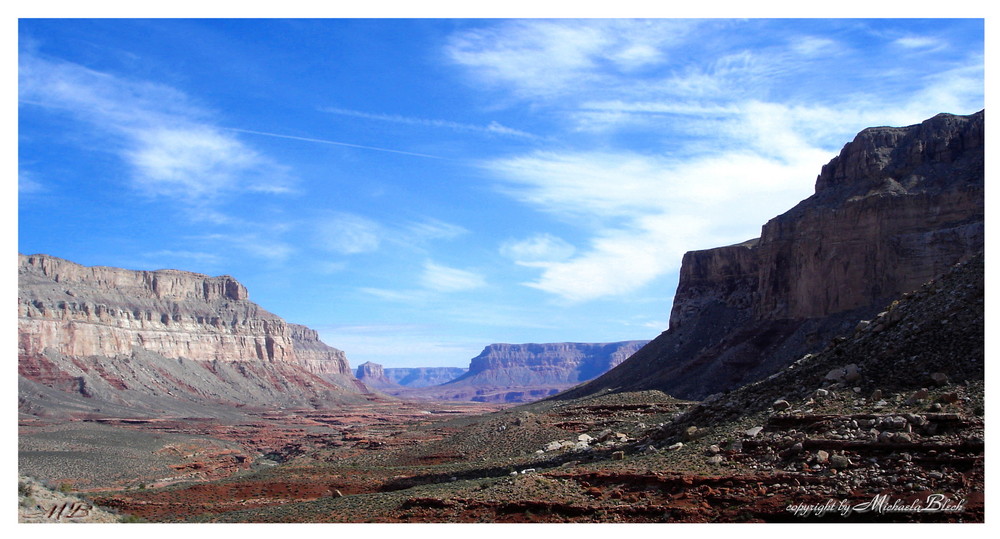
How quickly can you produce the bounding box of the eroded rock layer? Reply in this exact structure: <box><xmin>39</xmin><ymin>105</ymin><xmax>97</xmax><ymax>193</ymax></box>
<box><xmin>448</xmin><ymin>341</ymin><xmax>650</xmax><ymax>388</ymax></box>
<box><xmin>18</xmin><ymin>254</ymin><xmax>364</xmax><ymax>411</ymax></box>
<box><xmin>564</xmin><ymin>111</ymin><xmax>984</xmax><ymax>400</ymax></box>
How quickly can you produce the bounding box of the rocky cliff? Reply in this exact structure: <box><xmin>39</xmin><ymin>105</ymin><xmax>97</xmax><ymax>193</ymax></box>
<box><xmin>449</xmin><ymin>342</ymin><xmax>650</xmax><ymax>388</ymax></box>
<box><xmin>368</xmin><ymin>341</ymin><xmax>647</xmax><ymax>403</ymax></box>
<box><xmin>562</xmin><ymin>110</ymin><xmax>984</xmax><ymax>401</ymax></box>
<box><xmin>384</xmin><ymin>367</ymin><xmax>468</xmax><ymax>388</ymax></box>
<box><xmin>355</xmin><ymin>361</ymin><xmax>395</xmax><ymax>390</ymax></box>
<box><xmin>401</xmin><ymin>341</ymin><xmax>647</xmax><ymax>402</ymax></box>
<box><xmin>18</xmin><ymin>254</ymin><xmax>365</xmax><ymax>413</ymax></box>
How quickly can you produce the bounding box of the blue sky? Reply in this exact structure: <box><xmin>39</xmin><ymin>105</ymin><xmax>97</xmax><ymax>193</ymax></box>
<box><xmin>17</xmin><ymin>17</ymin><xmax>985</xmax><ymax>369</ymax></box>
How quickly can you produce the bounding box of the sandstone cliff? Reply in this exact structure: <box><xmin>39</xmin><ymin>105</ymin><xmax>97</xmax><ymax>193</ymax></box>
<box><xmin>18</xmin><ymin>254</ymin><xmax>364</xmax><ymax>412</ymax></box>
<box><xmin>368</xmin><ymin>341</ymin><xmax>647</xmax><ymax>403</ymax></box>
<box><xmin>562</xmin><ymin>111</ymin><xmax>984</xmax><ymax>401</ymax></box>
<box><xmin>355</xmin><ymin>361</ymin><xmax>396</xmax><ymax>390</ymax></box>
<box><xmin>394</xmin><ymin>341</ymin><xmax>646</xmax><ymax>403</ymax></box>
<box><xmin>449</xmin><ymin>341</ymin><xmax>650</xmax><ymax>388</ymax></box>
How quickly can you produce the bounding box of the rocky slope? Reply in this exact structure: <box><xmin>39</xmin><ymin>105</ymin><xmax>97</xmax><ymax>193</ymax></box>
<box><xmin>384</xmin><ymin>367</ymin><xmax>468</xmax><ymax>388</ymax></box>
<box><xmin>18</xmin><ymin>254</ymin><xmax>367</xmax><ymax>413</ymax></box>
<box><xmin>108</xmin><ymin>250</ymin><xmax>982</xmax><ymax>523</ymax></box>
<box><xmin>562</xmin><ymin>111</ymin><xmax>984</xmax><ymax>401</ymax></box>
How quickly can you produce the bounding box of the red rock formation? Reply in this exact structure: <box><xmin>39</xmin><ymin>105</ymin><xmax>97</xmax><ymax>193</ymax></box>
<box><xmin>563</xmin><ymin>111</ymin><xmax>984</xmax><ymax>400</ymax></box>
<box><xmin>18</xmin><ymin>254</ymin><xmax>364</xmax><ymax>410</ymax></box>
<box><xmin>451</xmin><ymin>342</ymin><xmax>650</xmax><ymax>387</ymax></box>
<box><xmin>354</xmin><ymin>361</ymin><xmax>399</xmax><ymax>392</ymax></box>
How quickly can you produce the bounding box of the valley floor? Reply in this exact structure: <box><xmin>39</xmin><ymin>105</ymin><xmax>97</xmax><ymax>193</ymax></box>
<box><xmin>19</xmin><ymin>380</ymin><xmax>984</xmax><ymax>523</ymax></box>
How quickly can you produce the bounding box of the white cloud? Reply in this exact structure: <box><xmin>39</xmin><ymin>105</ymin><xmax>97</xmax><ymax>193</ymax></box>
<box><xmin>125</xmin><ymin>126</ymin><xmax>280</xmax><ymax>199</ymax></box>
<box><xmin>404</xmin><ymin>218</ymin><xmax>469</xmax><ymax>243</ymax></box>
<box><xmin>360</xmin><ymin>287</ymin><xmax>432</xmax><ymax>303</ymax></box>
<box><xmin>487</xmin><ymin>59</ymin><xmax>982</xmax><ymax>304</ymax></box>
<box><xmin>500</xmin><ymin>234</ymin><xmax>576</xmax><ymax>264</ymax></box>
<box><xmin>485</xmin><ymin>100</ymin><xmax>858</xmax><ymax>302</ymax></box>
<box><xmin>314</xmin><ymin>212</ymin><xmax>382</xmax><ymax>255</ymax></box>
<box><xmin>18</xmin><ymin>53</ymin><xmax>293</xmax><ymax>201</ymax></box>
<box><xmin>790</xmin><ymin>36</ymin><xmax>839</xmax><ymax>56</ymax></box>
<box><xmin>446</xmin><ymin>19</ymin><xmax>700</xmax><ymax>99</ymax></box>
<box><xmin>194</xmin><ymin>233</ymin><xmax>295</xmax><ymax>263</ymax></box>
<box><xmin>894</xmin><ymin>36</ymin><xmax>945</xmax><ymax>50</ymax></box>
<box><xmin>420</xmin><ymin>261</ymin><xmax>486</xmax><ymax>292</ymax></box>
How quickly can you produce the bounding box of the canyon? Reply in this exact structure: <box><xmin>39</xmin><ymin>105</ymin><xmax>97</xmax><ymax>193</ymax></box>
<box><xmin>18</xmin><ymin>110</ymin><xmax>985</xmax><ymax>523</ymax></box>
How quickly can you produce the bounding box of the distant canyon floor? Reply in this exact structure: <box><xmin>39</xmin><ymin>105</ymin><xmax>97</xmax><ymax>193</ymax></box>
<box><xmin>19</xmin><ymin>381</ymin><xmax>983</xmax><ymax>523</ymax></box>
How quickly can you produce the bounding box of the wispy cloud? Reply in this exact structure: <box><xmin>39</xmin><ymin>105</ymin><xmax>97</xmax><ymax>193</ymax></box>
<box><xmin>125</xmin><ymin>126</ymin><xmax>289</xmax><ymax>199</ymax></box>
<box><xmin>313</xmin><ymin>212</ymin><xmax>383</xmax><ymax>255</ymax></box>
<box><xmin>789</xmin><ymin>36</ymin><xmax>840</xmax><ymax>56</ymax></box>
<box><xmin>18</xmin><ymin>168</ymin><xmax>45</xmax><ymax>194</ymax></box>
<box><xmin>322</xmin><ymin>107</ymin><xmax>538</xmax><ymax>140</ymax></box>
<box><xmin>500</xmin><ymin>234</ymin><xmax>576</xmax><ymax>264</ymax></box>
<box><xmin>486</xmin><ymin>139</ymin><xmax>824</xmax><ymax>301</ymax></box>
<box><xmin>893</xmin><ymin>36</ymin><xmax>945</xmax><ymax>50</ymax></box>
<box><xmin>194</xmin><ymin>232</ymin><xmax>296</xmax><ymax>263</ymax></box>
<box><xmin>18</xmin><ymin>52</ymin><xmax>294</xmax><ymax>202</ymax></box>
<box><xmin>403</xmin><ymin>218</ymin><xmax>469</xmax><ymax>243</ymax></box>
<box><xmin>446</xmin><ymin>19</ymin><xmax>703</xmax><ymax>100</ymax></box>
<box><xmin>488</xmin><ymin>74</ymin><xmax>983</xmax><ymax>303</ymax></box>
<box><xmin>420</xmin><ymin>261</ymin><xmax>487</xmax><ymax>293</ymax></box>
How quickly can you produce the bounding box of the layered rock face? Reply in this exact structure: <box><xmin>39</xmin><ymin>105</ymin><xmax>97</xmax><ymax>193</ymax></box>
<box><xmin>18</xmin><ymin>254</ymin><xmax>363</xmax><ymax>411</ymax></box>
<box><xmin>384</xmin><ymin>367</ymin><xmax>467</xmax><ymax>388</ymax></box>
<box><xmin>448</xmin><ymin>341</ymin><xmax>650</xmax><ymax>388</ymax></box>
<box><xmin>355</xmin><ymin>361</ymin><xmax>395</xmax><ymax>389</ymax></box>
<box><xmin>564</xmin><ymin>111</ymin><xmax>984</xmax><ymax>401</ymax></box>
<box><xmin>369</xmin><ymin>341</ymin><xmax>647</xmax><ymax>403</ymax></box>
<box><xmin>290</xmin><ymin>324</ymin><xmax>366</xmax><ymax>392</ymax></box>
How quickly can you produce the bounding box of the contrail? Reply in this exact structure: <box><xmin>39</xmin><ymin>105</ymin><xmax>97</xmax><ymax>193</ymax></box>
<box><xmin>225</xmin><ymin>127</ymin><xmax>445</xmax><ymax>160</ymax></box>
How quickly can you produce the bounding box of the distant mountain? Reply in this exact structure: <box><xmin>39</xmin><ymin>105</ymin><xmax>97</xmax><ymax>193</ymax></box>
<box><xmin>559</xmin><ymin>111</ymin><xmax>984</xmax><ymax>401</ymax></box>
<box><xmin>18</xmin><ymin>254</ymin><xmax>369</xmax><ymax>416</ymax></box>
<box><xmin>448</xmin><ymin>341</ymin><xmax>650</xmax><ymax>388</ymax></box>
<box><xmin>360</xmin><ymin>341</ymin><xmax>648</xmax><ymax>403</ymax></box>
<box><xmin>387</xmin><ymin>341</ymin><xmax>647</xmax><ymax>403</ymax></box>
<box><xmin>384</xmin><ymin>367</ymin><xmax>468</xmax><ymax>388</ymax></box>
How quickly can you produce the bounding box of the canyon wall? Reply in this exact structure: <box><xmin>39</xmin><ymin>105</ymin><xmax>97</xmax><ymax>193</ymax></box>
<box><xmin>18</xmin><ymin>254</ymin><xmax>364</xmax><ymax>411</ymax></box>
<box><xmin>562</xmin><ymin>111</ymin><xmax>984</xmax><ymax>401</ymax></box>
<box><xmin>449</xmin><ymin>341</ymin><xmax>650</xmax><ymax>387</ymax></box>
<box><xmin>368</xmin><ymin>341</ymin><xmax>648</xmax><ymax>403</ymax></box>
<box><xmin>355</xmin><ymin>361</ymin><xmax>395</xmax><ymax>390</ymax></box>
